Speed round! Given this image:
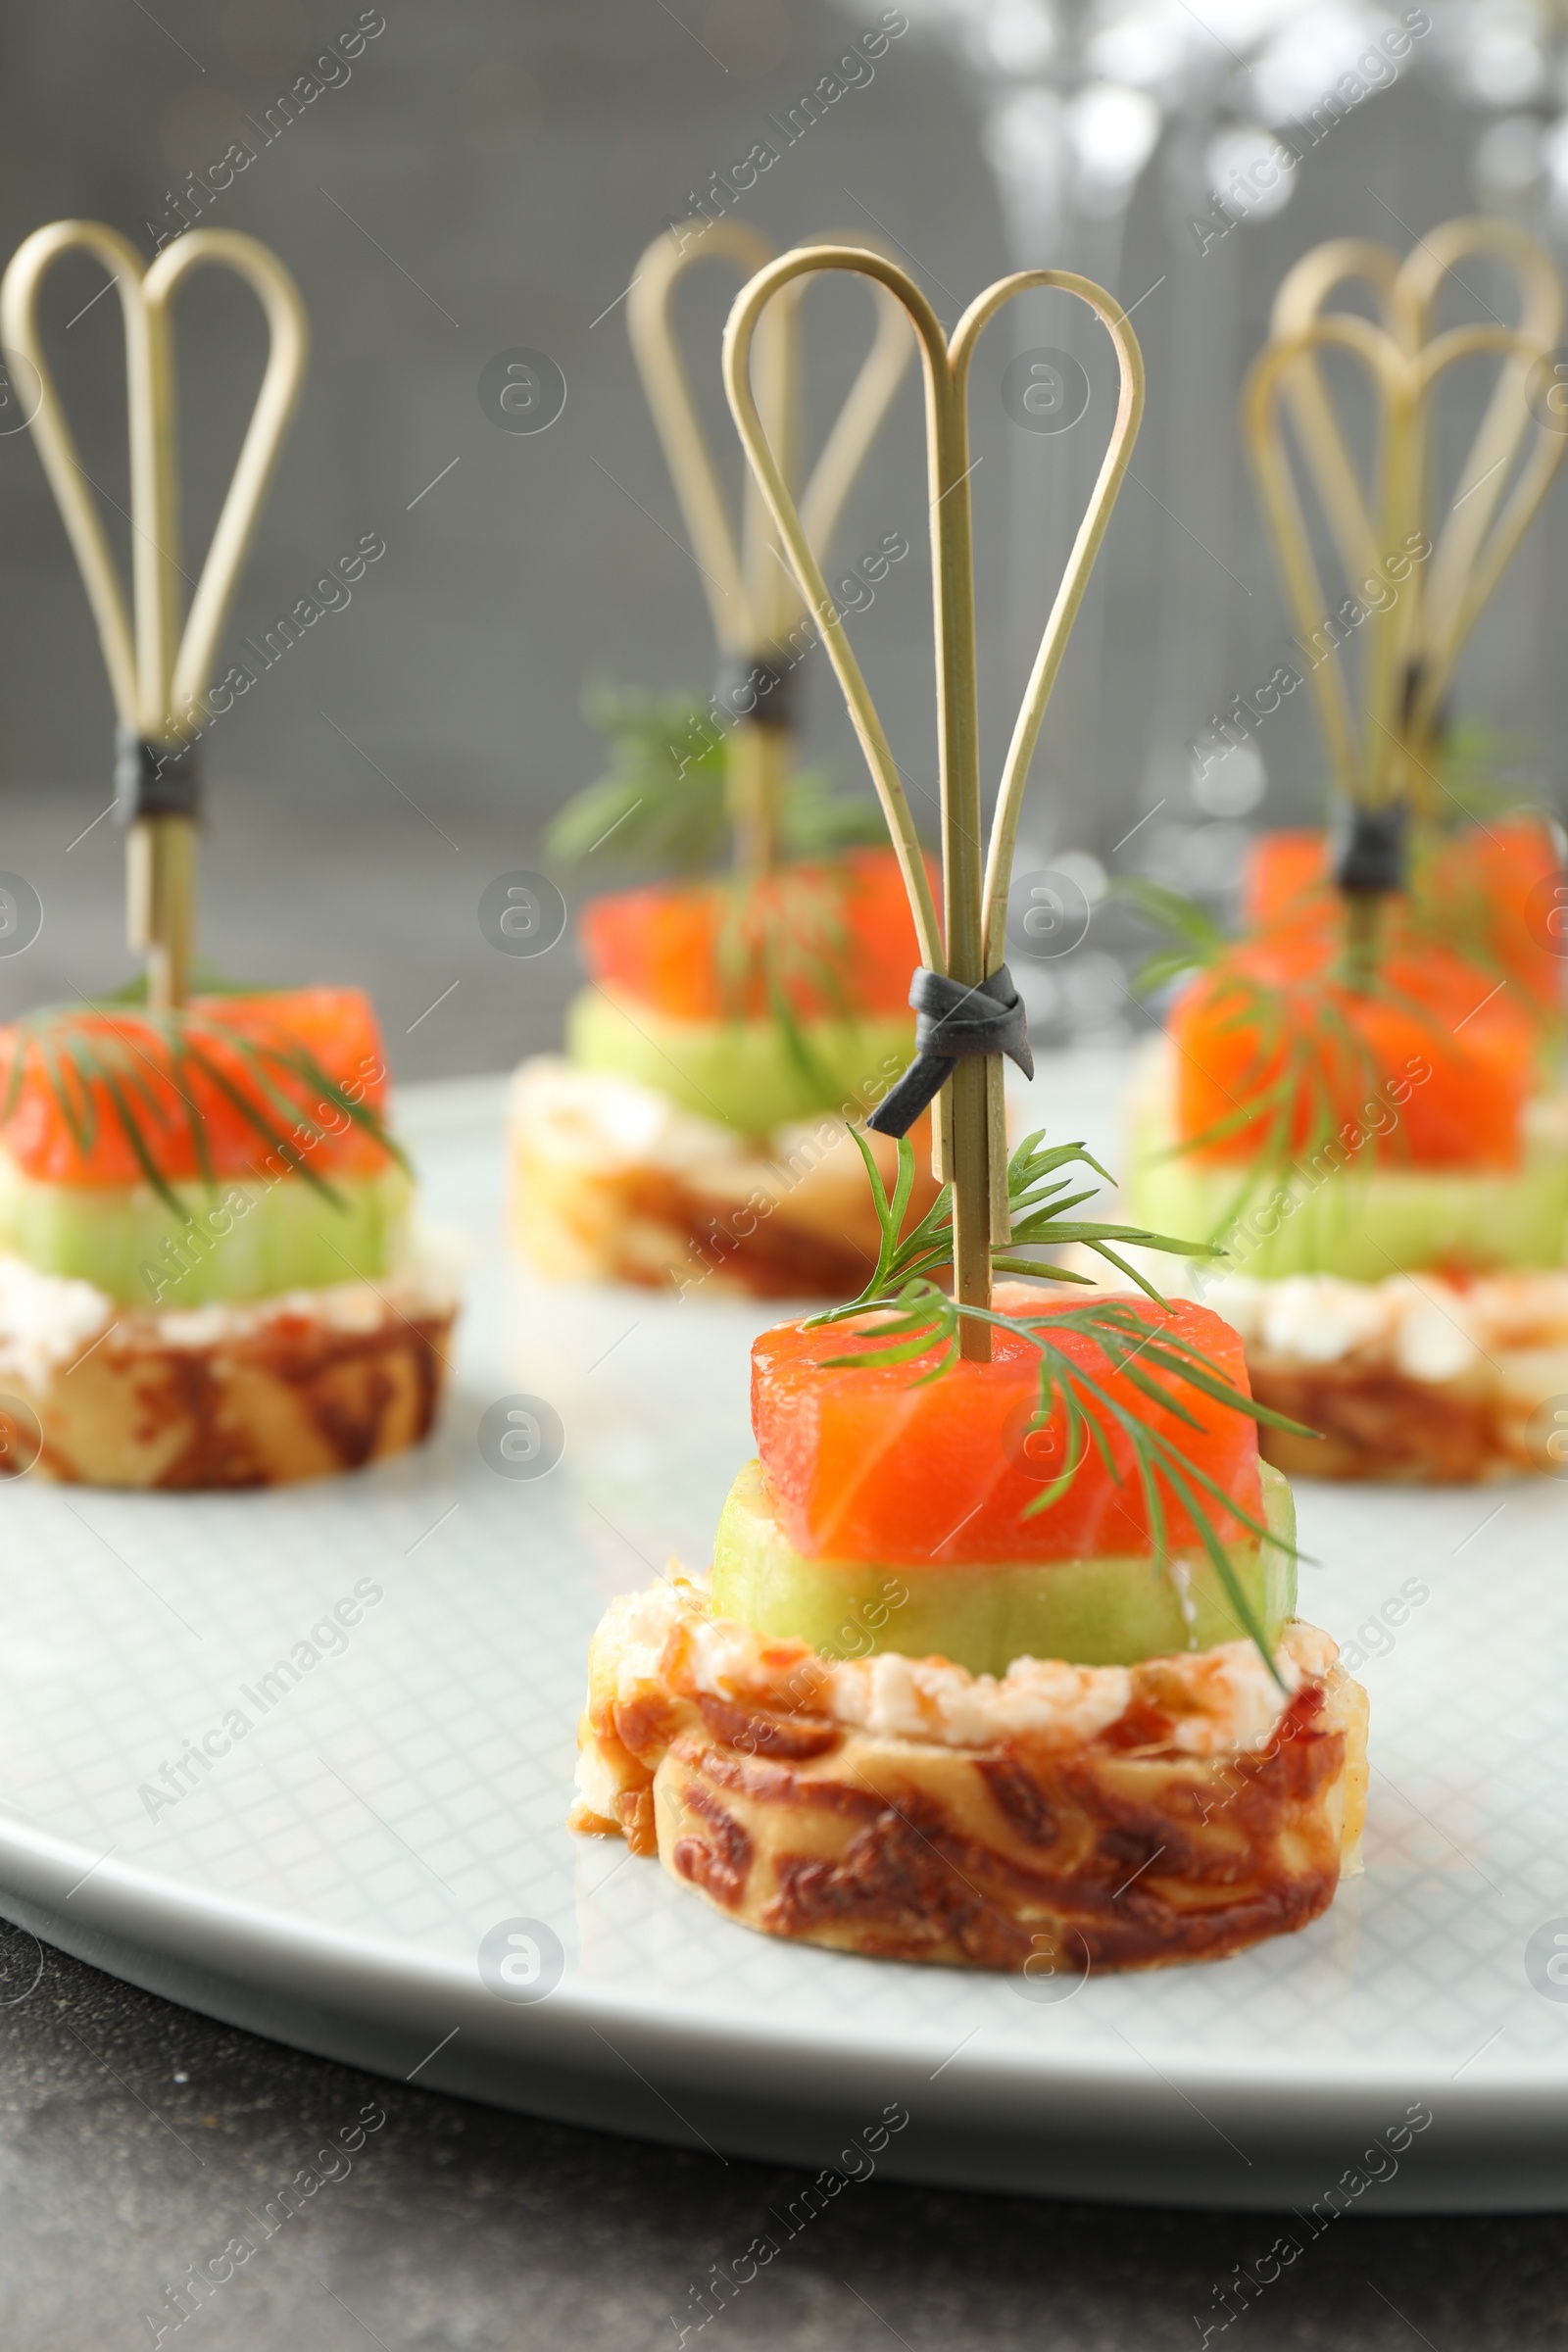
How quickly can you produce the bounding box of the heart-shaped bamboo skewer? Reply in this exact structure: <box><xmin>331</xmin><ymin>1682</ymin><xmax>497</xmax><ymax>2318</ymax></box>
<box><xmin>1247</xmin><ymin>312</ymin><xmax>1561</xmax><ymax>799</ymax></box>
<box><xmin>725</xmin><ymin>248</ymin><xmax>1143</xmax><ymax>1357</ymax></box>
<box><xmin>0</xmin><ymin>220</ymin><xmax>308</xmax><ymax>1009</ymax></box>
<box><xmin>1267</xmin><ymin>237</ymin><xmax>1402</xmax><ymax>597</ymax></box>
<box><xmin>627</xmin><ymin>222</ymin><xmax>910</xmax><ymax>872</ymax></box>
<box><xmin>1271</xmin><ymin>224</ymin><xmax>1563</xmax><ymax>611</ymax></box>
<box><xmin>1251</xmin><ymin>219</ymin><xmax>1565</xmax><ymax>829</ymax></box>
<box><xmin>1392</xmin><ymin>221</ymin><xmax>1562</xmax><ymax>737</ymax></box>
<box><xmin>1247</xmin><ymin>315</ymin><xmax>1420</xmax><ymax>820</ymax></box>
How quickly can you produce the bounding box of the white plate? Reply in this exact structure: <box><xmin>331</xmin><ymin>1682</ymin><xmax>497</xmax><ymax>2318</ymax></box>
<box><xmin>1</xmin><ymin>1062</ymin><xmax>1566</xmax><ymax>2214</ymax></box>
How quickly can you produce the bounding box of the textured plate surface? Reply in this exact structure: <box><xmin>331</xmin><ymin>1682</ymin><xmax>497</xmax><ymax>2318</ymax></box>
<box><xmin>1</xmin><ymin>1061</ymin><xmax>1566</xmax><ymax>2213</ymax></box>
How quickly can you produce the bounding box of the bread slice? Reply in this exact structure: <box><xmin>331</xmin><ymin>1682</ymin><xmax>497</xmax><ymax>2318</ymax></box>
<box><xmin>572</xmin><ymin>1580</ymin><xmax>1368</xmax><ymax>1973</ymax></box>
<box><xmin>1212</xmin><ymin>1268</ymin><xmax>1568</xmax><ymax>1483</ymax></box>
<box><xmin>0</xmin><ymin>1253</ymin><xmax>457</xmax><ymax>1489</ymax></box>
<box><xmin>510</xmin><ymin>1057</ymin><xmax>938</xmax><ymax>1299</ymax></box>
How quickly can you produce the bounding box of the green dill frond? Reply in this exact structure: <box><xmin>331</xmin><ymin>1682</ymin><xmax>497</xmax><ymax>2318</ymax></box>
<box><xmin>1434</xmin><ymin>721</ymin><xmax>1541</xmax><ymax>824</ymax></box>
<box><xmin>545</xmin><ymin>690</ymin><xmax>730</xmax><ymax>876</ymax></box>
<box><xmin>710</xmin><ymin>861</ymin><xmax>866</xmax><ymax>1086</ymax></box>
<box><xmin>806</xmin><ymin>1129</ymin><xmax>1315</xmax><ymax>1680</ymax></box>
<box><xmin>545</xmin><ymin>686</ymin><xmax>907</xmax><ymax>879</ymax></box>
<box><xmin>101</xmin><ymin>961</ymin><xmax>274</xmax><ymax>1004</ymax></box>
<box><xmin>1109</xmin><ymin>877</ymin><xmax>1229</xmax><ymax>996</ymax></box>
<box><xmin>779</xmin><ymin>768</ymin><xmax>889</xmax><ymax>858</ymax></box>
<box><xmin>809</xmin><ymin>1128</ymin><xmax>1218</xmax><ymax>1325</ymax></box>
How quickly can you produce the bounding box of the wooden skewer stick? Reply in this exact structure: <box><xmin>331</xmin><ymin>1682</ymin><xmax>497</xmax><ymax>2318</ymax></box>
<box><xmin>1250</xmin><ymin>220</ymin><xmax>1565</xmax><ymax>831</ymax></box>
<box><xmin>725</xmin><ymin>249</ymin><xmax>1142</xmax><ymax>1359</ymax></box>
<box><xmin>969</xmin><ymin>277</ymin><xmax>1144</xmax><ymax>1240</ymax></box>
<box><xmin>631</xmin><ymin>222</ymin><xmax>787</xmax><ymax>879</ymax></box>
<box><xmin>1247</xmin><ymin>316</ymin><xmax>1427</xmax><ymax>812</ymax></box>
<box><xmin>1247</xmin><ymin>302</ymin><xmax>1567</xmax><ymax>788</ymax></box>
<box><xmin>1</xmin><ymin>221</ymin><xmax>307</xmax><ymax>1009</ymax></box>
<box><xmin>1268</xmin><ymin>238</ymin><xmax>1401</xmax><ymax>599</ymax></box>
<box><xmin>1392</xmin><ymin>217</ymin><xmax>1562</xmax><ymax>739</ymax></box>
<box><xmin>1246</xmin><ymin>304</ymin><xmax>1560</xmax><ymax>980</ymax></box>
<box><xmin>1407</xmin><ymin>323</ymin><xmax>1567</xmax><ymax>761</ymax></box>
<box><xmin>627</xmin><ymin>222</ymin><xmax>910</xmax><ymax>873</ymax></box>
<box><xmin>724</xmin><ymin>252</ymin><xmax>942</xmax><ymax>959</ymax></box>
<box><xmin>628</xmin><ymin>221</ymin><xmax>774</xmax><ymax>652</ymax></box>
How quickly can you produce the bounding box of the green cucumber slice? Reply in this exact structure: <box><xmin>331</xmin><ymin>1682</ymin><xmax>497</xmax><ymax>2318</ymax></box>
<box><xmin>565</xmin><ymin>988</ymin><xmax>914</xmax><ymax>1133</ymax></box>
<box><xmin>710</xmin><ymin>1457</ymin><xmax>1297</xmax><ymax>1673</ymax></box>
<box><xmin>0</xmin><ymin>1152</ymin><xmax>412</xmax><ymax>1307</ymax></box>
<box><xmin>1126</xmin><ymin>1051</ymin><xmax>1568</xmax><ymax>1279</ymax></box>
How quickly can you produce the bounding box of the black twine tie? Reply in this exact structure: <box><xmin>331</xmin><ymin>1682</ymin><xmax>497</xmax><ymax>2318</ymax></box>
<box><xmin>713</xmin><ymin>651</ymin><xmax>799</xmax><ymax>733</ymax></box>
<box><xmin>115</xmin><ymin>727</ymin><xmax>201</xmax><ymax>826</ymax></box>
<box><xmin>865</xmin><ymin>964</ymin><xmax>1034</xmax><ymax>1139</ymax></box>
<box><xmin>1335</xmin><ymin>801</ymin><xmax>1406</xmax><ymax>897</ymax></box>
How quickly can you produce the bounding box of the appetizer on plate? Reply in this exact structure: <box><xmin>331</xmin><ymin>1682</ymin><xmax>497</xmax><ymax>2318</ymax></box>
<box><xmin>573</xmin><ymin>245</ymin><xmax>1367</xmax><ymax>1973</ymax></box>
<box><xmin>510</xmin><ymin>220</ymin><xmax>943</xmax><ymax>1299</ymax></box>
<box><xmin>1125</xmin><ymin>219</ymin><xmax>1568</xmax><ymax>1483</ymax></box>
<box><xmin>0</xmin><ymin>221</ymin><xmax>456</xmax><ymax>1487</ymax></box>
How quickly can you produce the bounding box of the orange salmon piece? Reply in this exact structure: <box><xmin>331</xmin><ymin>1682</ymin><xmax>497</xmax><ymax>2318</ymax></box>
<box><xmin>0</xmin><ymin>987</ymin><xmax>393</xmax><ymax>1187</ymax></box>
<box><xmin>578</xmin><ymin>847</ymin><xmax>933</xmax><ymax>1022</ymax></box>
<box><xmin>752</xmin><ymin>1289</ymin><xmax>1262</xmax><ymax>1565</ymax></box>
<box><xmin>1170</xmin><ymin>936</ymin><xmax>1536</xmax><ymax>1171</ymax></box>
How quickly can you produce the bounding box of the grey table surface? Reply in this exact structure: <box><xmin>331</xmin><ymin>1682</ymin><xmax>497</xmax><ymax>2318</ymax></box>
<box><xmin>1</xmin><ymin>1921</ymin><xmax>1562</xmax><ymax>2351</ymax></box>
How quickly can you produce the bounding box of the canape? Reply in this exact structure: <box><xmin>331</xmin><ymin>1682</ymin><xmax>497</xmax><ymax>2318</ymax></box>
<box><xmin>509</xmin><ymin>222</ymin><xmax>937</xmax><ymax>1298</ymax></box>
<box><xmin>572</xmin><ymin>240</ymin><xmax>1366</xmax><ymax>1974</ymax></box>
<box><xmin>1123</xmin><ymin>218</ymin><xmax>1568</xmax><ymax>1481</ymax></box>
<box><xmin>0</xmin><ymin>988</ymin><xmax>454</xmax><ymax>1487</ymax></box>
<box><xmin>1125</xmin><ymin>911</ymin><xmax>1568</xmax><ymax>1481</ymax></box>
<box><xmin>574</xmin><ymin>1185</ymin><xmax>1369</xmax><ymax>1970</ymax></box>
<box><xmin>0</xmin><ymin>222</ymin><xmax>456</xmax><ymax>1484</ymax></box>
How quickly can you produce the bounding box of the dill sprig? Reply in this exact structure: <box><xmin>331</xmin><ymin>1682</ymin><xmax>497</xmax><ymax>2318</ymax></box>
<box><xmin>545</xmin><ymin>688</ymin><xmax>887</xmax><ymax>878</ymax></box>
<box><xmin>806</xmin><ymin>1130</ymin><xmax>1313</xmax><ymax>1681</ymax></box>
<box><xmin>712</xmin><ymin>861</ymin><xmax>864</xmax><ymax>1102</ymax></box>
<box><xmin>779</xmin><ymin>767</ymin><xmax>894</xmax><ymax>858</ymax></box>
<box><xmin>1430</xmin><ymin>721</ymin><xmax>1541</xmax><ymax>826</ymax></box>
<box><xmin>1111</xmin><ymin>876</ymin><xmax>1230</xmax><ymax>997</ymax></box>
<box><xmin>543</xmin><ymin>691</ymin><xmax>888</xmax><ymax>884</ymax></box>
<box><xmin>0</xmin><ymin>993</ymin><xmax>407</xmax><ymax>1218</ymax></box>
<box><xmin>545</xmin><ymin>691</ymin><xmax>729</xmax><ymax>875</ymax></box>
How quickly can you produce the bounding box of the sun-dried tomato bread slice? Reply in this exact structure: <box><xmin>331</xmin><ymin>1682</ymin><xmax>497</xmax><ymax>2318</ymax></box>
<box><xmin>0</xmin><ymin>1255</ymin><xmax>455</xmax><ymax>1489</ymax></box>
<box><xmin>510</xmin><ymin>1059</ymin><xmax>941</xmax><ymax>1298</ymax></box>
<box><xmin>573</xmin><ymin>1580</ymin><xmax>1368</xmax><ymax>1972</ymax></box>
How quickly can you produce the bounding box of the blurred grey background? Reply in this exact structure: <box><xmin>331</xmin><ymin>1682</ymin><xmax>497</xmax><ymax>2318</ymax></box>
<box><xmin>0</xmin><ymin>0</ymin><xmax>1564</xmax><ymax>1076</ymax></box>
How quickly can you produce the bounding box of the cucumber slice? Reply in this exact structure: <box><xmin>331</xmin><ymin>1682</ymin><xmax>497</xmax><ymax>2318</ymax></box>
<box><xmin>1126</xmin><ymin>1048</ymin><xmax>1568</xmax><ymax>1279</ymax></box>
<box><xmin>565</xmin><ymin>988</ymin><xmax>914</xmax><ymax>1134</ymax></box>
<box><xmin>0</xmin><ymin>1152</ymin><xmax>412</xmax><ymax>1307</ymax></box>
<box><xmin>710</xmin><ymin>1457</ymin><xmax>1297</xmax><ymax>1673</ymax></box>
